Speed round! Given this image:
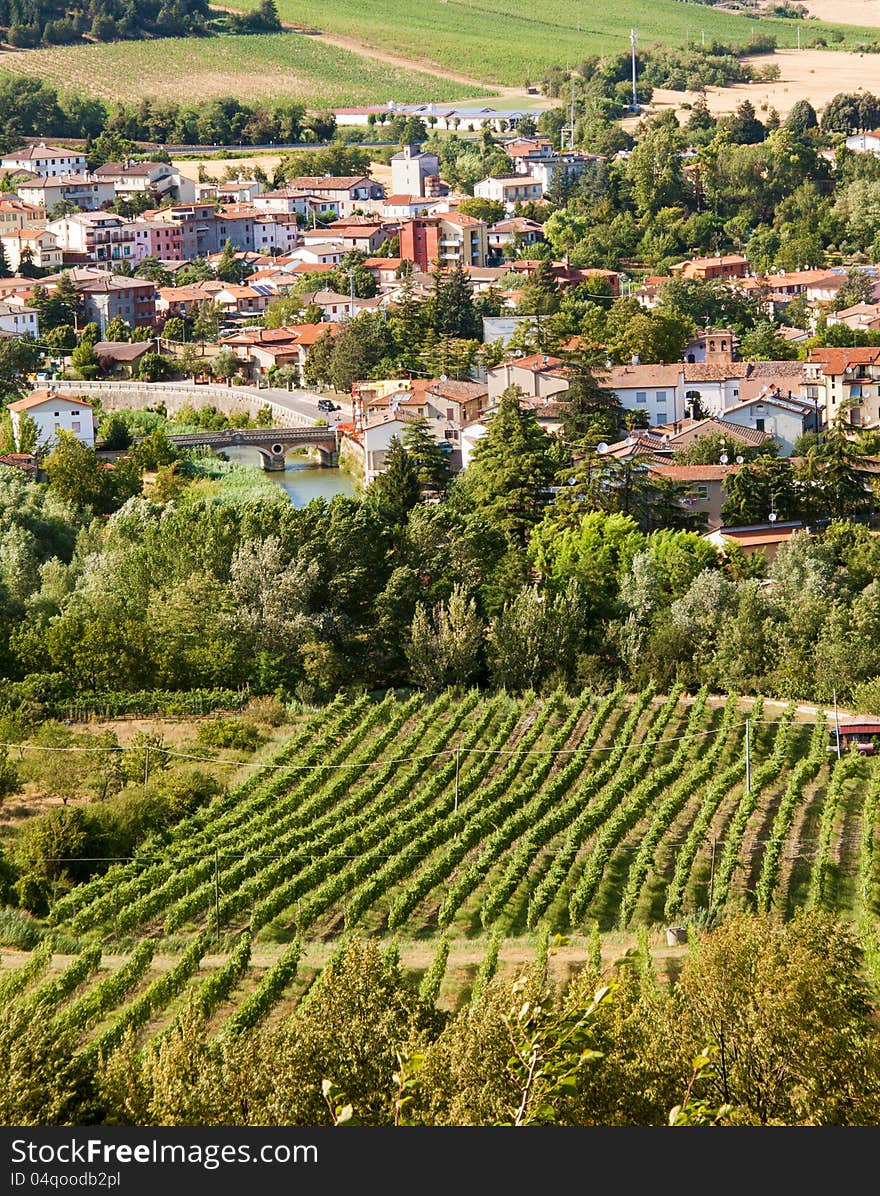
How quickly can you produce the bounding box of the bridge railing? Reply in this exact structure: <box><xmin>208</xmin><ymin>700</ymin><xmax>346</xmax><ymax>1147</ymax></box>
<box><xmin>51</xmin><ymin>381</ymin><xmax>316</xmax><ymax>427</ymax></box>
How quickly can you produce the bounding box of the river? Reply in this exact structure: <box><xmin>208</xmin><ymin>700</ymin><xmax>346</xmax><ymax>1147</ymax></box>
<box><xmin>221</xmin><ymin>447</ymin><xmax>359</xmax><ymax>507</ymax></box>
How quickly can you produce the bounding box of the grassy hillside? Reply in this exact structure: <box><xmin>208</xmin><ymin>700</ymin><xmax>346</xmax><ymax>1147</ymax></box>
<box><xmin>0</xmin><ymin>31</ymin><xmax>487</xmax><ymax>107</ymax></box>
<box><xmin>231</xmin><ymin>0</ymin><xmax>880</xmax><ymax>85</ymax></box>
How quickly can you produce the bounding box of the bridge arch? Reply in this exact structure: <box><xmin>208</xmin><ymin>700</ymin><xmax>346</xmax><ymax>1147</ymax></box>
<box><xmin>163</xmin><ymin>427</ymin><xmax>340</xmax><ymax>470</ymax></box>
<box><xmin>254</xmin><ymin>440</ymin><xmax>339</xmax><ymax>470</ymax></box>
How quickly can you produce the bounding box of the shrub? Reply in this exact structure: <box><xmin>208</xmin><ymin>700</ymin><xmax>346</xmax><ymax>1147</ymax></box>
<box><xmin>196</xmin><ymin>717</ymin><xmax>263</xmax><ymax>751</ymax></box>
<box><xmin>0</xmin><ymin>905</ymin><xmax>45</xmax><ymax>949</ymax></box>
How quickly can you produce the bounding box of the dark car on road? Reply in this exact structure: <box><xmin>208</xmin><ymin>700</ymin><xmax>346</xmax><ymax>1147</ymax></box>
<box><xmin>317</xmin><ymin>398</ymin><xmax>341</xmax><ymax>412</ymax></box>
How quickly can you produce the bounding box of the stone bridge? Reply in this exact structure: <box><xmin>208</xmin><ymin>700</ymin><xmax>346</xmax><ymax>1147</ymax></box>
<box><xmin>167</xmin><ymin>426</ymin><xmax>340</xmax><ymax>470</ymax></box>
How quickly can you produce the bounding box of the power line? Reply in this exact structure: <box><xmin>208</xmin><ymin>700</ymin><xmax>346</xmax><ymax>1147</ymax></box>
<box><xmin>0</xmin><ymin>717</ymin><xmax>815</xmax><ymax>772</ymax></box>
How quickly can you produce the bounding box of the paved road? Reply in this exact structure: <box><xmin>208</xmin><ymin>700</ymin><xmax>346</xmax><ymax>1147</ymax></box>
<box><xmin>52</xmin><ymin>379</ymin><xmax>353</xmax><ymax>426</ymax></box>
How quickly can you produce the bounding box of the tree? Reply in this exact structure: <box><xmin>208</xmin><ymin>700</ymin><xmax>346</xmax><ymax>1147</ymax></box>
<box><xmin>559</xmin><ymin>362</ymin><xmax>625</xmax><ymax>446</ymax></box>
<box><xmin>402</xmin><ymin>418</ymin><xmax>451</xmax><ymax>493</ymax></box>
<box><xmin>367</xmin><ymin>438</ymin><xmax>422</xmax><ymax>526</ymax></box>
<box><xmin>431</xmin><ymin>263</ymin><xmax>480</xmax><ymax>340</ymax></box>
<box><xmin>487</xmin><ymin>580</ymin><xmax>587</xmax><ymax>691</ymax></box>
<box><xmin>785</xmin><ymin>99</ymin><xmax>818</xmax><ymax>137</ymax></box>
<box><xmin>515</xmin><ymin>259</ymin><xmax>560</xmax><ymax>318</ymax></box>
<box><xmin>721</xmin><ymin>458</ymin><xmax>799</xmax><ymax>525</ymax></box>
<box><xmin>626</xmin><ymin>123</ymin><xmax>685</xmax><ymax>216</ymax></box>
<box><xmin>834</xmin><ymin>266</ymin><xmax>875</xmax><ymax>311</ymax></box>
<box><xmin>462</xmin><ymin>386</ymin><xmax>554</xmax><ymax>546</ymax></box>
<box><xmin>137</xmin><ymin>352</ymin><xmax>173</xmax><ymax>382</ymax></box>
<box><xmin>70</xmin><ymin>338</ymin><xmax>101</xmax><ymax>380</ymax></box>
<box><xmin>43</xmin><ymin>432</ymin><xmax>116</xmax><ymax>514</ymax></box>
<box><xmin>722</xmin><ymin>99</ymin><xmax>766</xmax><ymax>145</ymax></box>
<box><xmin>456</xmin><ymin>197</ymin><xmax>506</xmax><ymax>225</ymax></box>
<box><xmin>675</xmin><ymin>911</ymin><xmax>880</xmax><ymax>1125</ymax></box>
<box><xmin>0</xmin><ymin>337</ymin><xmax>40</xmax><ymax>402</ymax></box>
<box><xmin>210</xmin><ymin>349</ymin><xmax>241</xmax><ymax>382</ymax></box>
<box><xmin>215</xmin><ymin>238</ymin><xmax>245</xmax><ymax>284</ymax></box>
<box><xmin>738</xmin><ymin>320</ymin><xmax>799</xmax><ymax>361</ymax></box>
<box><xmin>103</xmin><ymin>315</ymin><xmax>131</xmax><ymax>342</ymax></box>
<box><xmin>406</xmin><ymin>584</ymin><xmax>484</xmax><ymax>689</ymax></box>
<box><xmin>191</xmin><ymin>300</ymin><xmax>221</xmax><ymax>345</ymax></box>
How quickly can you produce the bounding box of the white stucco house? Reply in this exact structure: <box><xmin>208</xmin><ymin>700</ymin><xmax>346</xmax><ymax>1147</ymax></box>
<box><xmin>8</xmin><ymin>390</ymin><xmax>95</xmax><ymax>451</ymax></box>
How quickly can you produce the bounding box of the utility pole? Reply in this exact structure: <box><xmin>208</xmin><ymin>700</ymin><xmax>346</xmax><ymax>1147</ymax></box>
<box><xmin>454</xmin><ymin>746</ymin><xmax>461</xmax><ymax>814</ymax></box>
<box><xmin>214</xmin><ymin>850</ymin><xmax>221</xmax><ymax>943</ymax></box>
<box><xmin>349</xmin><ymin>266</ymin><xmax>356</xmax><ymax>321</ymax></box>
<box><xmin>745</xmin><ymin>718</ymin><xmax>751</xmax><ymax>793</ymax></box>
<box><xmin>630</xmin><ymin>28</ymin><xmax>638</xmax><ymax>112</ymax></box>
<box><xmin>708</xmin><ymin>837</ymin><xmax>717</xmax><ymax>909</ymax></box>
<box><xmin>833</xmin><ymin>688</ymin><xmax>842</xmax><ymax>760</ymax></box>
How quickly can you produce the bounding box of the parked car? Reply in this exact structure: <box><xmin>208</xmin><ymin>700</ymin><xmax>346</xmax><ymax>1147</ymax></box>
<box><xmin>317</xmin><ymin>398</ymin><xmax>340</xmax><ymax>412</ymax></box>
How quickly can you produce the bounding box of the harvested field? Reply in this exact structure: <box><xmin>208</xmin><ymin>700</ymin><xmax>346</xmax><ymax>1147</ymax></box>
<box><xmin>0</xmin><ymin>32</ymin><xmax>485</xmax><ymax>107</ymax></box>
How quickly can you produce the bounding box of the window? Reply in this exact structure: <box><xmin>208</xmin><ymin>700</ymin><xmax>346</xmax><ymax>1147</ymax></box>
<box><xmin>695</xmin><ymin>485</ymin><xmax>709</xmax><ymax>499</ymax></box>
<box><xmin>656</xmin><ymin>411</ymin><xmax>667</xmax><ymax>424</ymax></box>
<box><xmin>71</xmin><ymin>421</ymin><xmax>80</xmax><ymax>433</ymax></box>
<box><xmin>755</xmin><ymin>418</ymin><xmax>765</xmax><ymax>432</ymax></box>
<box><xmin>655</xmin><ymin>390</ymin><xmax>667</xmax><ymax>403</ymax></box>
<box><xmin>636</xmin><ymin>391</ymin><xmax>647</xmax><ymax>404</ymax></box>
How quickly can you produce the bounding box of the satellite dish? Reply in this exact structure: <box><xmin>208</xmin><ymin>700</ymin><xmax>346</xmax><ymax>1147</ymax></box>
<box><xmin>719</xmin><ymin>453</ymin><xmax>729</xmax><ymax>465</ymax></box>
<box><xmin>768</xmin><ymin>511</ymin><xmax>778</xmax><ymax>523</ymax></box>
<box><xmin>440</xmin><ymin>374</ymin><xmax>447</xmax><ymax>381</ymax></box>
<box><xmin>736</xmin><ymin>454</ymin><xmax>744</xmax><ymax>465</ymax></box>
<box><xmin>568</xmin><ymin>475</ymin><xmax>576</xmax><ymax>485</ymax></box>
<box><xmin>596</xmin><ymin>442</ymin><xmax>609</xmax><ymax>454</ymax></box>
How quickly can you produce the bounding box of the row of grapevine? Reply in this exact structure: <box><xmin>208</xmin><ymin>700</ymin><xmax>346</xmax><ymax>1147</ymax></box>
<box><xmin>48</xmin><ymin>692</ymin><xmax>355</xmax><ymax>924</ymax></box>
<box><xmin>54</xmin><ymin>690</ymin><xmax>379</xmax><ymax>930</ymax></box>
<box><xmin>158</xmin><ymin>689</ymin><xmax>445</xmax><ymax>934</ymax></box>
<box><xmin>374</xmin><ymin>691</ymin><xmax>576</xmax><ymax>931</ymax></box>
<box><xmin>805</xmin><ymin>749</ymin><xmax>865</xmax><ymax>911</ymax></box>
<box><xmin>707</xmin><ymin>703</ymin><xmax>797</xmax><ymax>915</ymax></box>
<box><xmin>224</xmin><ymin>691</ymin><xmax>495</xmax><ymax>933</ymax></box>
<box><xmin>477</xmin><ymin>684</ymin><xmax>624</xmax><ymax>928</ymax></box>
<box><xmin>525</xmin><ymin>686</ymin><xmax>668</xmax><ymax>929</ymax></box>
<box><xmin>50</xmin><ymin>941</ymin><xmax>155</xmax><ymax>1037</ymax></box>
<box><xmin>220</xmin><ymin>938</ymin><xmax>302</xmax><ymax>1038</ymax></box>
<box><xmin>0</xmin><ymin>935</ymin><xmax>54</xmax><ymax>1003</ymax></box>
<box><xmin>567</xmin><ymin>685</ymin><xmax>697</xmax><ymax>923</ymax></box>
<box><xmin>663</xmin><ymin>695</ymin><xmax>766</xmax><ymax>922</ymax></box>
<box><xmin>435</xmin><ymin>689</ymin><xmax>597</xmax><ymax>926</ymax></box>
<box><xmin>754</xmin><ymin>715</ymin><xmax>830</xmax><ymax>913</ymax></box>
<box><xmin>857</xmin><ymin>759</ymin><xmax>880</xmax><ymax>915</ymax></box>
<box><xmin>83</xmin><ymin>933</ymin><xmax>210</xmax><ymax>1063</ymax></box>
<box><xmin>616</xmin><ymin>689</ymin><xmax>736</xmax><ymax>928</ymax></box>
<box><xmin>283</xmin><ymin>692</ymin><xmax>533</xmax><ymax>932</ymax></box>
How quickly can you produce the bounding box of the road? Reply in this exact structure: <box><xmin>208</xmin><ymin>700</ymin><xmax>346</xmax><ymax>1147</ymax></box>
<box><xmin>51</xmin><ymin>379</ymin><xmax>353</xmax><ymax>426</ymax></box>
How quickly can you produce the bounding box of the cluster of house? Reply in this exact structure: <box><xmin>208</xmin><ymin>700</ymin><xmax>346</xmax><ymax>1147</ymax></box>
<box><xmin>3</xmin><ymin>135</ymin><xmax>880</xmax><ymax>555</ymax></box>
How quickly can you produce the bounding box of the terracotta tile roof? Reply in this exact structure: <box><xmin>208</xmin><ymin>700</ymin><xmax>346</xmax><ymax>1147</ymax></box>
<box><xmin>647</xmin><ymin>463</ymin><xmax>738</xmax><ymax>482</ymax></box>
<box><xmin>655</xmin><ymin>416</ymin><xmax>771</xmax><ymax>448</ymax></box>
<box><xmin>8</xmin><ymin>390</ymin><xmax>92</xmax><ymax>413</ymax></box>
<box><xmin>596</xmin><ymin>364</ymin><xmax>682</xmax><ymax>388</ymax></box>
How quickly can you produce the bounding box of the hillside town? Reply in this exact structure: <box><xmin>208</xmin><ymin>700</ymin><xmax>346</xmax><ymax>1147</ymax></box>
<box><xmin>4</xmin><ymin>108</ymin><xmax>880</xmax><ymax>556</ymax></box>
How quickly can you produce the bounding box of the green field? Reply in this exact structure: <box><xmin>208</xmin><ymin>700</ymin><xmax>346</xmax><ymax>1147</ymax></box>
<box><xmin>0</xmin><ymin>32</ymin><xmax>486</xmax><ymax>106</ymax></box>
<box><xmin>232</xmin><ymin>0</ymin><xmax>880</xmax><ymax>85</ymax></box>
<box><xmin>1</xmin><ymin>685</ymin><xmax>873</xmax><ymax>1054</ymax></box>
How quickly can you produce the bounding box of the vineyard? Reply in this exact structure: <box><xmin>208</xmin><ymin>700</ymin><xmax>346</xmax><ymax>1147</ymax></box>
<box><xmin>2</xmin><ymin>686</ymin><xmax>877</xmax><ymax>1060</ymax></box>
